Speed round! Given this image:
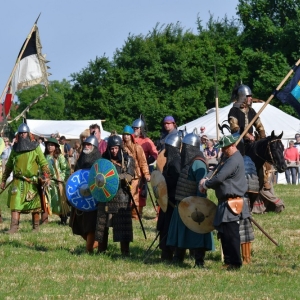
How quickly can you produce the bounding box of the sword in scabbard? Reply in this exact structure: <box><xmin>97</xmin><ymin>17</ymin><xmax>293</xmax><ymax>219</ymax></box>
<box><xmin>250</xmin><ymin>216</ymin><xmax>279</xmax><ymax>247</ymax></box>
<box><xmin>125</xmin><ymin>180</ymin><xmax>147</xmax><ymax>239</ymax></box>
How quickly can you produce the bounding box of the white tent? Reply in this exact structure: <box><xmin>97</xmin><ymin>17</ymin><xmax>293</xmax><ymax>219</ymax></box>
<box><xmin>27</xmin><ymin>119</ymin><xmax>111</xmax><ymax>140</ymax></box>
<box><xmin>178</xmin><ymin>103</ymin><xmax>300</xmax><ymax>140</ymax></box>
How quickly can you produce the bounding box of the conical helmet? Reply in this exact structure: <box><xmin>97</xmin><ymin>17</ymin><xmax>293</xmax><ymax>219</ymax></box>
<box><xmin>18</xmin><ymin>123</ymin><xmax>30</xmax><ymax>133</ymax></box>
<box><xmin>182</xmin><ymin>128</ymin><xmax>200</xmax><ymax>147</ymax></box>
<box><xmin>132</xmin><ymin>118</ymin><xmax>145</xmax><ymax>128</ymax></box>
<box><xmin>237</xmin><ymin>85</ymin><xmax>252</xmax><ymax>104</ymax></box>
<box><xmin>84</xmin><ymin>135</ymin><xmax>98</xmax><ymax>148</ymax></box>
<box><xmin>165</xmin><ymin>132</ymin><xmax>182</xmax><ymax>149</ymax></box>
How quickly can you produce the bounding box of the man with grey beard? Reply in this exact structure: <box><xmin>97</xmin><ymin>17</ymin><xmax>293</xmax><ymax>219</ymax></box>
<box><xmin>69</xmin><ymin>135</ymin><xmax>102</xmax><ymax>253</ymax></box>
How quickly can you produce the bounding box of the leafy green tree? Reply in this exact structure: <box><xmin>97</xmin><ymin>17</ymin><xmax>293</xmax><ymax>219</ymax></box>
<box><xmin>66</xmin><ymin>20</ymin><xmax>243</xmax><ymax>138</ymax></box>
<box><xmin>237</xmin><ymin>0</ymin><xmax>300</xmax><ymax>116</ymax></box>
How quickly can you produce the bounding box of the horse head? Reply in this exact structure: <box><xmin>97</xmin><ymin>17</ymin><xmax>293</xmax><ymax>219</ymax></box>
<box><xmin>267</xmin><ymin>130</ymin><xmax>287</xmax><ymax>173</ymax></box>
<box><xmin>245</xmin><ymin>130</ymin><xmax>287</xmax><ymax>173</ymax></box>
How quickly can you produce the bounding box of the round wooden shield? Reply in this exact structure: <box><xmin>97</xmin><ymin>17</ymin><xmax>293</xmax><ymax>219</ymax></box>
<box><xmin>66</xmin><ymin>169</ymin><xmax>98</xmax><ymax>212</ymax></box>
<box><xmin>156</xmin><ymin>149</ymin><xmax>166</xmax><ymax>172</ymax></box>
<box><xmin>150</xmin><ymin>170</ymin><xmax>168</xmax><ymax>212</ymax></box>
<box><xmin>88</xmin><ymin>158</ymin><xmax>119</xmax><ymax>202</ymax></box>
<box><xmin>178</xmin><ymin>196</ymin><xmax>217</xmax><ymax>234</ymax></box>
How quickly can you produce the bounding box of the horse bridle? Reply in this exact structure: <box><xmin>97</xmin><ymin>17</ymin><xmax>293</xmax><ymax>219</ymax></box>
<box><xmin>254</xmin><ymin>138</ymin><xmax>282</xmax><ymax>167</ymax></box>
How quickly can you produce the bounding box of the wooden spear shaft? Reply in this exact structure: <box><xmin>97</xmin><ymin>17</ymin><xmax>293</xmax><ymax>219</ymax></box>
<box><xmin>236</xmin><ymin>58</ymin><xmax>300</xmax><ymax>146</ymax></box>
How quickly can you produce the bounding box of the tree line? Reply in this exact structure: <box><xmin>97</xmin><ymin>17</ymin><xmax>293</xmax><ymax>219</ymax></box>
<box><xmin>12</xmin><ymin>0</ymin><xmax>300</xmax><ymax>139</ymax></box>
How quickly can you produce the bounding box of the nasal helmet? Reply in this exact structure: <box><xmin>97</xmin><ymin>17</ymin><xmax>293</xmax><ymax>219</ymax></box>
<box><xmin>18</xmin><ymin>123</ymin><xmax>30</xmax><ymax>133</ymax></box>
<box><xmin>182</xmin><ymin>128</ymin><xmax>200</xmax><ymax>147</ymax></box>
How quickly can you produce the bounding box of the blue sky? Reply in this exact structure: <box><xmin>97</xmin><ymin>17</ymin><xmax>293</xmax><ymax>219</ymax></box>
<box><xmin>0</xmin><ymin>0</ymin><xmax>239</xmax><ymax>89</ymax></box>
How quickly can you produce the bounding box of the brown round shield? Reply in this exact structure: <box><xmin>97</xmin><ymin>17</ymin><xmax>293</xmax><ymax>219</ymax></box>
<box><xmin>156</xmin><ymin>149</ymin><xmax>166</xmax><ymax>172</ymax></box>
<box><xmin>178</xmin><ymin>196</ymin><xmax>217</xmax><ymax>234</ymax></box>
<box><xmin>150</xmin><ymin>170</ymin><xmax>168</xmax><ymax>212</ymax></box>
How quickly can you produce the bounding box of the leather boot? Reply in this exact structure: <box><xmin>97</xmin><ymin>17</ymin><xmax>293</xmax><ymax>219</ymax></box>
<box><xmin>172</xmin><ymin>248</ymin><xmax>186</xmax><ymax>264</ymax></box>
<box><xmin>40</xmin><ymin>211</ymin><xmax>49</xmax><ymax>225</ymax></box>
<box><xmin>6</xmin><ymin>211</ymin><xmax>20</xmax><ymax>234</ymax></box>
<box><xmin>241</xmin><ymin>243</ymin><xmax>246</xmax><ymax>264</ymax></box>
<box><xmin>161</xmin><ymin>249</ymin><xmax>173</xmax><ymax>262</ymax></box>
<box><xmin>241</xmin><ymin>243</ymin><xmax>251</xmax><ymax>264</ymax></box>
<box><xmin>245</xmin><ymin>242</ymin><xmax>251</xmax><ymax>264</ymax></box>
<box><xmin>194</xmin><ymin>248</ymin><xmax>206</xmax><ymax>268</ymax></box>
<box><xmin>32</xmin><ymin>212</ymin><xmax>40</xmax><ymax>232</ymax></box>
<box><xmin>131</xmin><ymin>207</ymin><xmax>139</xmax><ymax>220</ymax></box>
<box><xmin>120</xmin><ymin>241</ymin><xmax>130</xmax><ymax>257</ymax></box>
<box><xmin>59</xmin><ymin>214</ymin><xmax>68</xmax><ymax>225</ymax></box>
<box><xmin>138</xmin><ymin>206</ymin><xmax>143</xmax><ymax>219</ymax></box>
<box><xmin>98</xmin><ymin>227</ymin><xmax>109</xmax><ymax>253</ymax></box>
<box><xmin>86</xmin><ymin>232</ymin><xmax>96</xmax><ymax>254</ymax></box>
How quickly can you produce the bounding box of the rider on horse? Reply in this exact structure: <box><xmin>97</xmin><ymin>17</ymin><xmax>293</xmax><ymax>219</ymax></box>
<box><xmin>228</xmin><ymin>84</ymin><xmax>266</xmax><ymax>146</ymax></box>
<box><xmin>228</xmin><ymin>84</ymin><xmax>284</xmax><ymax>213</ymax></box>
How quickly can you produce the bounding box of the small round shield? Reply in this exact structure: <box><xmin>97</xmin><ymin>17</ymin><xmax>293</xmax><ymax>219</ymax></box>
<box><xmin>88</xmin><ymin>158</ymin><xmax>119</xmax><ymax>202</ymax></box>
<box><xmin>66</xmin><ymin>169</ymin><xmax>98</xmax><ymax>212</ymax></box>
<box><xmin>156</xmin><ymin>149</ymin><xmax>166</xmax><ymax>172</ymax></box>
<box><xmin>178</xmin><ymin>196</ymin><xmax>217</xmax><ymax>234</ymax></box>
<box><xmin>150</xmin><ymin>170</ymin><xmax>168</xmax><ymax>212</ymax></box>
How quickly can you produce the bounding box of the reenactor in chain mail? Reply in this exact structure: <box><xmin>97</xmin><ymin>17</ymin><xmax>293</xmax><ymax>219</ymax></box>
<box><xmin>228</xmin><ymin>84</ymin><xmax>266</xmax><ymax>148</ymax></box>
<box><xmin>132</xmin><ymin>116</ymin><xmax>158</xmax><ymax>217</ymax></box>
<box><xmin>156</xmin><ymin>132</ymin><xmax>181</xmax><ymax>262</ymax></box>
<box><xmin>228</xmin><ymin>84</ymin><xmax>284</xmax><ymax>213</ymax></box>
<box><xmin>69</xmin><ymin>135</ymin><xmax>102</xmax><ymax>253</ymax></box>
<box><xmin>95</xmin><ymin>135</ymin><xmax>135</xmax><ymax>256</ymax></box>
<box><xmin>0</xmin><ymin>123</ymin><xmax>50</xmax><ymax>234</ymax></box>
<box><xmin>167</xmin><ymin>129</ymin><xmax>214</xmax><ymax>268</ymax></box>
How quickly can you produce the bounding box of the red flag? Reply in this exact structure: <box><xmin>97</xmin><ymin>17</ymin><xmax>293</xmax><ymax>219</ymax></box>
<box><xmin>3</xmin><ymin>84</ymin><xmax>14</xmax><ymax>116</ymax></box>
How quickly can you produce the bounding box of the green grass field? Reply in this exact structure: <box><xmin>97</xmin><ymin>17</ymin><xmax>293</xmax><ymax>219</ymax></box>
<box><xmin>0</xmin><ymin>184</ymin><xmax>299</xmax><ymax>299</ymax></box>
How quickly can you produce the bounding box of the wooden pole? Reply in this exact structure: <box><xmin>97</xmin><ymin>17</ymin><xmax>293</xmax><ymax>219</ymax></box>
<box><xmin>8</xmin><ymin>90</ymin><xmax>48</xmax><ymax>124</ymax></box>
<box><xmin>0</xmin><ymin>14</ymin><xmax>41</xmax><ymax>107</ymax></box>
<box><xmin>214</xmin><ymin>64</ymin><xmax>220</xmax><ymax>140</ymax></box>
<box><xmin>236</xmin><ymin>58</ymin><xmax>300</xmax><ymax>146</ymax></box>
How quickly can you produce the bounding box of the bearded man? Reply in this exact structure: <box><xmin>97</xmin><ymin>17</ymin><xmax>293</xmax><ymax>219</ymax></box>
<box><xmin>95</xmin><ymin>135</ymin><xmax>135</xmax><ymax>256</ymax></box>
<box><xmin>0</xmin><ymin>123</ymin><xmax>50</xmax><ymax>234</ymax></box>
<box><xmin>69</xmin><ymin>135</ymin><xmax>102</xmax><ymax>253</ymax></box>
<box><xmin>122</xmin><ymin>125</ymin><xmax>150</xmax><ymax>220</ymax></box>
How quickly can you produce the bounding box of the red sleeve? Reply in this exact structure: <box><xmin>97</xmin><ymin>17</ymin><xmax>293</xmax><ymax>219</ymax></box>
<box><xmin>148</xmin><ymin>139</ymin><xmax>158</xmax><ymax>160</ymax></box>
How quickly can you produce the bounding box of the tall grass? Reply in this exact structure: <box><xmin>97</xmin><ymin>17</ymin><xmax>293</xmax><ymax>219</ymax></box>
<box><xmin>0</xmin><ymin>184</ymin><xmax>299</xmax><ymax>299</ymax></box>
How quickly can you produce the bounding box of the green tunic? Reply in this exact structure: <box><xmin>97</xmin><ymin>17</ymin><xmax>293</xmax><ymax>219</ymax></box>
<box><xmin>45</xmin><ymin>154</ymin><xmax>70</xmax><ymax>215</ymax></box>
<box><xmin>6</xmin><ymin>146</ymin><xmax>48</xmax><ymax>213</ymax></box>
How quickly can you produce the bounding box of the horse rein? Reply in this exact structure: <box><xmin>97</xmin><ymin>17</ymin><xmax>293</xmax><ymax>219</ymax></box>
<box><xmin>254</xmin><ymin>138</ymin><xmax>282</xmax><ymax>166</ymax></box>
